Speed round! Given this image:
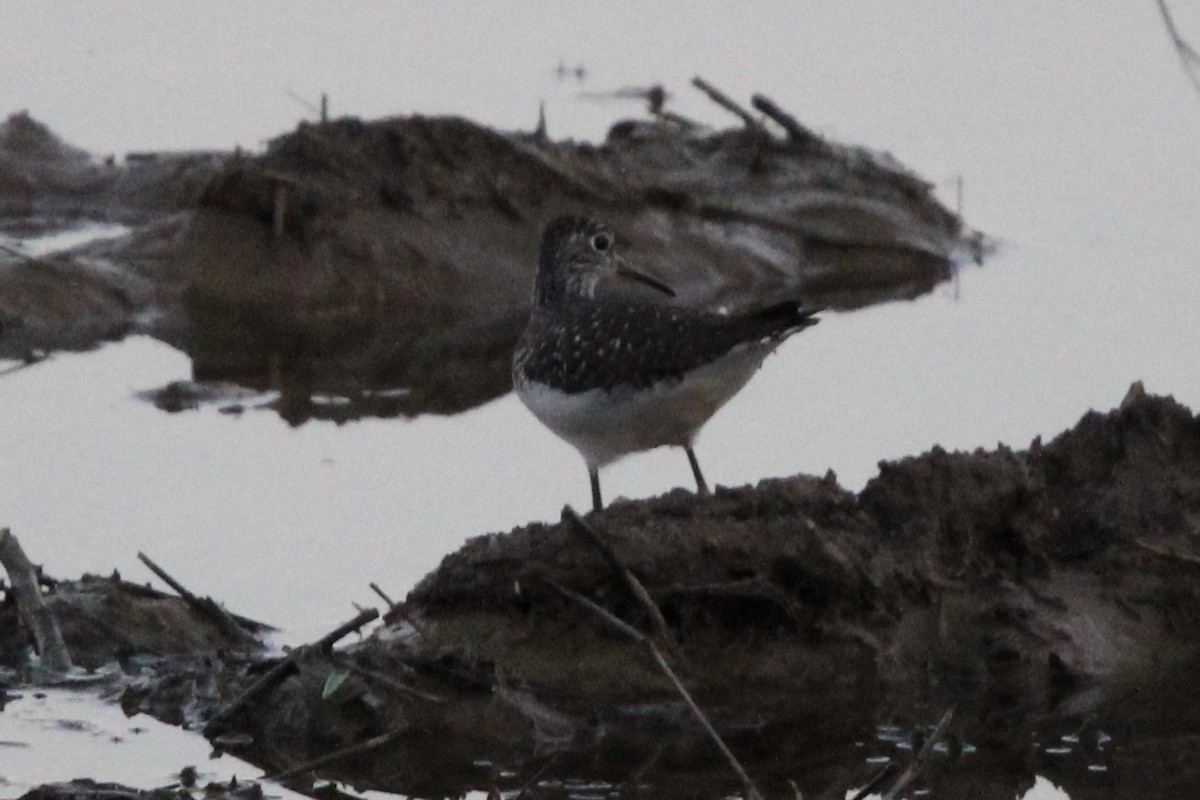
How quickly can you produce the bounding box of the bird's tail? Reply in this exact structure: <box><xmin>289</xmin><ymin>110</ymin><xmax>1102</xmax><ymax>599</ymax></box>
<box><xmin>748</xmin><ymin>301</ymin><xmax>822</xmax><ymax>339</ymax></box>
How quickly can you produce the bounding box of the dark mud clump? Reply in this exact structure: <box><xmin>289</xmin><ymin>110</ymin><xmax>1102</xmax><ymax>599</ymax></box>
<box><xmin>17</xmin><ymin>776</ymin><xmax>264</xmax><ymax>800</ymax></box>
<box><xmin>116</xmin><ymin>387</ymin><xmax>1199</xmax><ymax>800</ymax></box>
<box><xmin>0</xmin><ymin>565</ymin><xmax>268</xmax><ymax>678</ymax></box>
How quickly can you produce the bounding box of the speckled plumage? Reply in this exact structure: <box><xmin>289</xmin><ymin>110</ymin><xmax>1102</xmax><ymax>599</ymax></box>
<box><xmin>515</xmin><ymin>297</ymin><xmax>813</xmax><ymax>393</ymax></box>
<box><xmin>513</xmin><ymin>215</ymin><xmax>820</xmax><ymax>511</ymax></box>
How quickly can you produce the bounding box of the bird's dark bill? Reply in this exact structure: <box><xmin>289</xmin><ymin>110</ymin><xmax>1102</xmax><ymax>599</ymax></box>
<box><xmin>615</xmin><ymin>261</ymin><xmax>676</xmax><ymax>297</ymax></box>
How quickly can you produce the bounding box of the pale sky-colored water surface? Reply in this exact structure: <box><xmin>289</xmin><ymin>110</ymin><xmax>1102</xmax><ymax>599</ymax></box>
<box><xmin>1</xmin><ymin>3</ymin><xmax>1199</xmax><ymax>797</ymax></box>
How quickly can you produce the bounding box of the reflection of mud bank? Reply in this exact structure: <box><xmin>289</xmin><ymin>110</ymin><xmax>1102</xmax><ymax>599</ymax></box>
<box><xmin>0</xmin><ymin>96</ymin><xmax>986</xmax><ymax>420</ymax></box>
<box><xmin>9</xmin><ymin>388</ymin><xmax>1197</xmax><ymax>799</ymax></box>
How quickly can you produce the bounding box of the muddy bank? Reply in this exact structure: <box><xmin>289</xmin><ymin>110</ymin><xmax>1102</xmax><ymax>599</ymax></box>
<box><xmin>0</xmin><ymin>552</ymin><xmax>268</xmax><ymax>679</ymax></box>
<box><xmin>0</xmin><ymin>111</ymin><xmax>224</xmax><ymax>227</ymax></box>
<box><xmin>65</xmin><ymin>386</ymin><xmax>1189</xmax><ymax>799</ymax></box>
<box><xmin>0</xmin><ymin>87</ymin><xmax>986</xmax><ymax>419</ymax></box>
<box><xmin>3</xmin><ymin>388</ymin><xmax>1198</xmax><ymax>797</ymax></box>
<box><xmin>179</xmin><ymin>100</ymin><xmax>981</xmax><ymax>422</ymax></box>
<box><xmin>17</xmin><ymin>777</ymin><xmax>263</xmax><ymax>800</ymax></box>
<box><xmin>0</xmin><ymin>111</ymin><xmax>225</xmax><ymax>359</ymax></box>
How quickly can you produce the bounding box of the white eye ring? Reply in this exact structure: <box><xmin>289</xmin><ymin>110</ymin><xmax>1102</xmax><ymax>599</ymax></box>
<box><xmin>590</xmin><ymin>232</ymin><xmax>612</xmax><ymax>252</ymax></box>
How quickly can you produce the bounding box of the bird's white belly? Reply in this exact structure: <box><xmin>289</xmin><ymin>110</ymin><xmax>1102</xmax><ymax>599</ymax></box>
<box><xmin>516</xmin><ymin>346</ymin><xmax>770</xmax><ymax>468</ymax></box>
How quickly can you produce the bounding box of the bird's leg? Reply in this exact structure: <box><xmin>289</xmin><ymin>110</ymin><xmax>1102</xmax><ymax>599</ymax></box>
<box><xmin>589</xmin><ymin>466</ymin><xmax>604</xmax><ymax>512</ymax></box>
<box><xmin>685</xmin><ymin>445</ymin><xmax>710</xmax><ymax>495</ymax></box>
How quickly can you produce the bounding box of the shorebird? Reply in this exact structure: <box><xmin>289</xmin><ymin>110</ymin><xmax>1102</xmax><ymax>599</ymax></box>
<box><xmin>513</xmin><ymin>216</ymin><xmax>820</xmax><ymax>512</ymax></box>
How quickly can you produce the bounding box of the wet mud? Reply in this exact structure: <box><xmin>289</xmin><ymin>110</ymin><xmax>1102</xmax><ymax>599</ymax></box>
<box><xmin>9</xmin><ymin>387</ymin><xmax>1198</xmax><ymax>799</ymax></box>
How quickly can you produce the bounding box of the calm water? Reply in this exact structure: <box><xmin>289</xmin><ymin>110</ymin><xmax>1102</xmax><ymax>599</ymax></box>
<box><xmin>2</xmin><ymin>3</ymin><xmax>1199</xmax><ymax>797</ymax></box>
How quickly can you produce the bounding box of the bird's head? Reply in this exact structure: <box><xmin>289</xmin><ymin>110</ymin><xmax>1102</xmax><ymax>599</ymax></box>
<box><xmin>535</xmin><ymin>216</ymin><xmax>675</xmax><ymax>305</ymax></box>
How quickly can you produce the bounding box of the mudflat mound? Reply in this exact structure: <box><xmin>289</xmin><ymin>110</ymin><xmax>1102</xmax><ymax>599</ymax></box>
<box><xmin>143</xmin><ymin>386</ymin><xmax>1196</xmax><ymax>800</ymax></box>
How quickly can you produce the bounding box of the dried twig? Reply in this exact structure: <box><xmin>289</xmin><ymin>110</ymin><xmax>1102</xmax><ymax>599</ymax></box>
<box><xmin>1157</xmin><ymin>0</ymin><xmax>1200</xmax><ymax>100</ymax></box>
<box><xmin>371</xmin><ymin>580</ymin><xmax>433</xmax><ymax>643</ymax></box>
<box><xmin>0</xmin><ymin>355</ymin><xmax>49</xmax><ymax>379</ymax></box>
<box><xmin>137</xmin><ymin>552</ymin><xmax>257</xmax><ymax>645</ymax></box>
<box><xmin>561</xmin><ymin>506</ymin><xmax>676</xmax><ymax>650</ymax></box>
<box><xmin>203</xmin><ymin>607</ymin><xmax>378</xmax><ymax>738</ymax></box>
<box><xmin>369</xmin><ymin>581</ymin><xmax>397</xmax><ymax>608</ymax></box>
<box><xmin>328</xmin><ymin>653</ymin><xmax>443</xmax><ymax>704</ymax></box>
<box><xmin>0</xmin><ymin>528</ymin><xmax>73</xmax><ymax>673</ymax></box>
<box><xmin>545</xmin><ymin>577</ymin><xmax>764</xmax><ymax>800</ymax></box>
<box><xmin>494</xmin><ymin>680</ymin><xmax>580</xmax><ymax>744</ymax></box>
<box><xmin>1134</xmin><ymin>537</ymin><xmax>1200</xmax><ymax>567</ymax></box>
<box><xmin>544</xmin><ymin>577</ymin><xmax>646</xmax><ymax>642</ymax></box>
<box><xmin>750</xmin><ymin>94</ymin><xmax>829</xmax><ymax>152</ymax></box>
<box><xmin>310</xmin><ymin>607</ymin><xmax>381</xmax><ymax>653</ymax></box>
<box><xmin>512</xmin><ymin>753</ymin><xmax>562</xmax><ymax>800</ymax></box>
<box><xmin>692</xmin><ymin>77</ymin><xmax>762</xmax><ymax>130</ymax></box>
<box><xmin>263</xmin><ymin>724</ymin><xmax>408</xmax><ymax>782</ymax></box>
<box><xmin>849</xmin><ymin>761</ymin><xmax>897</xmax><ymax>800</ymax></box>
<box><xmin>882</xmin><ymin>708</ymin><xmax>954</xmax><ymax>800</ymax></box>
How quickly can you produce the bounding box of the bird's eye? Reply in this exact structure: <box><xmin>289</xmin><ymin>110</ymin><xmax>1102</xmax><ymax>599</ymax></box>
<box><xmin>590</xmin><ymin>232</ymin><xmax>612</xmax><ymax>252</ymax></box>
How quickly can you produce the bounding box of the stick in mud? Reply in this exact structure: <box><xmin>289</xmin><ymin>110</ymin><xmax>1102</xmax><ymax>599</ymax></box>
<box><xmin>512</xmin><ymin>752</ymin><xmax>562</xmax><ymax>800</ymax></box>
<box><xmin>204</xmin><ymin>607</ymin><xmax>379</xmax><ymax>738</ymax></box>
<box><xmin>0</xmin><ymin>528</ymin><xmax>74</xmax><ymax>673</ymax></box>
<box><xmin>1134</xmin><ymin>537</ymin><xmax>1200</xmax><ymax>567</ymax></box>
<box><xmin>691</xmin><ymin>76</ymin><xmax>762</xmax><ymax>130</ymax></box>
<box><xmin>544</xmin><ymin>577</ymin><xmax>765</xmax><ymax>800</ymax></box>
<box><xmin>1157</xmin><ymin>0</ymin><xmax>1200</xmax><ymax>100</ymax></box>
<box><xmin>882</xmin><ymin>708</ymin><xmax>955</xmax><ymax>800</ymax></box>
<box><xmin>561</xmin><ymin>506</ymin><xmax>676</xmax><ymax>652</ymax></box>
<box><xmin>328</xmin><ymin>653</ymin><xmax>444</xmax><ymax>704</ymax></box>
<box><xmin>371</xmin><ymin>580</ymin><xmax>433</xmax><ymax>642</ymax></box>
<box><xmin>750</xmin><ymin>93</ymin><xmax>829</xmax><ymax>152</ymax></box>
<box><xmin>137</xmin><ymin>551</ymin><xmax>257</xmax><ymax>646</ymax></box>
<box><xmin>263</xmin><ymin>724</ymin><xmax>409</xmax><ymax>783</ymax></box>
<box><xmin>848</xmin><ymin>761</ymin><xmax>897</xmax><ymax>800</ymax></box>
<box><xmin>369</xmin><ymin>581</ymin><xmax>397</xmax><ymax>608</ymax></box>
<box><xmin>0</xmin><ymin>356</ymin><xmax>49</xmax><ymax>379</ymax></box>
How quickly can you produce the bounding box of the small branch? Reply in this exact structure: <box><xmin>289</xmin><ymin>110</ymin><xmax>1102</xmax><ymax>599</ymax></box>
<box><xmin>1157</xmin><ymin>0</ymin><xmax>1200</xmax><ymax>101</ymax></box>
<box><xmin>371</xmin><ymin>580</ymin><xmax>433</xmax><ymax>643</ymax></box>
<box><xmin>644</xmin><ymin>640</ymin><xmax>763</xmax><ymax>800</ymax></box>
<box><xmin>546</xmin><ymin>576</ymin><xmax>764</xmax><ymax>800</ymax></box>
<box><xmin>561</xmin><ymin>506</ymin><xmax>676</xmax><ymax>650</ymax></box>
<box><xmin>0</xmin><ymin>528</ymin><xmax>73</xmax><ymax>673</ymax></box>
<box><xmin>263</xmin><ymin>724</ymin><xmax>408</xmax><ymax>782</ymax></box>
<box><xmin>750</xmin><ymin>93</ymin><xmax>830</xmax><ymax>152</ymax></box>
<box><xmin>513</xmin><ymin>753</ymin><xmax>562</xmax><ymax>800</ymax></box>
<box><xmin>137</xmin><ymin>552</ymin><xmax>257</xmax><ymax>646</ymax></box>
<box><xmin>882</xmin><ymin>708</ymin><xmax>955</xmax><ymax>800</ymax></box>
<box><xmin>204</xmin><ymin>656</ymin><xmax>299</xmax><ymax>740</ymax></box>
<box><xmin>369</xmin><ymin>582</ymin><xmax>397</xmax><ymax>608</ymax></box>
<box><xmin>494</xmin><ymin>680</ymin><xmax>580</xmax><ymax>744</ymax></box>
<box><xmin>849</xmin><ymin>761</ymin><xmax>897</xmax><ymax>800</ymax></box>
<box><xmin>328</xmin><ymin>653</ymin><xmax>443</xmax><ymax>704</ymax></box>
<box><xmin>310</xmin><ymin>606</ymin><xmax>380</xmax><ymax>653</ymax></box>
<box><xmin>533</xmin><ymin>100</ymin><xmax>548</xmax><ymax>142</ymax></box>
<box><xmin>692</xmin><ymin>77</ymin><xmax>761</xmax><ymax>130</ymax></box>
<box><xmin>544</xmin><ymin>577</ymin><xmax>648</xmax><ymax>643</ymax></box>
<box><xmin>204</xmin><ymin>607</ymin><xmax>378</xmax><ymax>738</ymax></box>
<box><xmin>0</xmin><ymin>355</ymin><xmax>49</xmax><ymax>379</ymax></box>
<box><xmin>1134</xmin><ymin>537</ymin><xmax>1200</xmax><ymax>567</ymax></box>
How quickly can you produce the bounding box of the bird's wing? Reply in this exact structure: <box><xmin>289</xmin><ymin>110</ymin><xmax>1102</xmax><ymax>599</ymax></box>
<box><xmin>521</xmin><ymin>300</ymin><xmax>818</xmax><ymax>393</ymax></box>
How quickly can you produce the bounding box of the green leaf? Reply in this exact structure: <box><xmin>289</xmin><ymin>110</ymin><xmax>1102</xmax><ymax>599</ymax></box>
<box><xmin>322</xmin><ymin>669</ymin><xmax>350</xmax><ymax>699</ymax></box>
